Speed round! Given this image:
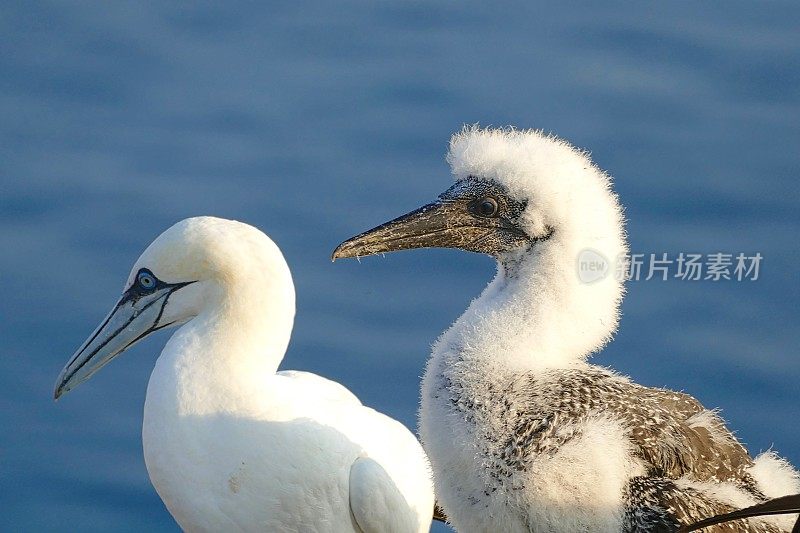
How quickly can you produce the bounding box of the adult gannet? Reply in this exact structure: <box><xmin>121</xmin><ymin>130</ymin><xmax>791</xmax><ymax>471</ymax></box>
<box><xmin>333</xmin><ymin>127</ymin><xmax>800</xmax><ymax>532</ymax></box>
<box><xmin>54</xmin><ymin>216</ymin><xmax>434</xmax><ymax>532</ymax></box>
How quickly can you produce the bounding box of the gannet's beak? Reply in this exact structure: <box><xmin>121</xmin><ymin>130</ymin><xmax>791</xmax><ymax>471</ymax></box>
<box><xmin>54</xmin><ymin>281</ymin><xmax>193</xmax><ymax>400</ymax></box>
<box><xmin>332</xmin><ymin>199</ymin><xmax>515</xmax><ymax>260</ymax></box>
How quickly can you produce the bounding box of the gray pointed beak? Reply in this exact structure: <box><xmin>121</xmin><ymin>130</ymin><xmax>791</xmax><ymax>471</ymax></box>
<box><xmin>332</xmin><ymin>199</ymin><xmax>501</xmax><ymax>260</ymax></box>
<box><xmin>54</xmin><ymin>282</ymin><xmax>190</xmax><ymax>400</ymax></box>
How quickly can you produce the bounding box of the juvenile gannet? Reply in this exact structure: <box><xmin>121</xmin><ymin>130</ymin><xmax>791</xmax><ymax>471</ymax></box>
<box><xmin>55</xmin><ymin>216</ymin><xmax>434</xmax><ymax>532</ymax></box>
<box><xmin>333</xmin><ymin>127</ymin><xmax>800</xmax><ymax>532</ymax></box>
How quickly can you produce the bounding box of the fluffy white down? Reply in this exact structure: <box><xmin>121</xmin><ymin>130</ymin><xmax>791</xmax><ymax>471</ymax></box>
<box><xmin>751</xmin><ymin>451</ymin><xmax>800</xmax><ymax>499</ymax></box>
<box><xmin>520</xmin><ymin>416</ymin><xmax>647</xmax><ymax>532</ymax></box>
<box><xmin>447</xmin><ymin>126</ymin><xmax>628</xmax><ymax>369</ymax></box>
<box><xmin>748</xmin><ymin>452</ymin><xmax>800</xmax><ymax>529</ymax></box>
<box><xmin>130</xmin><ymin>217</ymin><xmax>433</xmax><ymax>532</ymax></box>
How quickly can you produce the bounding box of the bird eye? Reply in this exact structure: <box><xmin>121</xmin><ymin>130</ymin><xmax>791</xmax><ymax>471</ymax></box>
<box><xmin>471</xmin><ymin>197</ymin><xmax>499</xmax><ymax>218</ymax></box>
<box><xmin>137</xmin><ymin>270</ymin><xmax>156</xmax><ymax>290</ymax></box>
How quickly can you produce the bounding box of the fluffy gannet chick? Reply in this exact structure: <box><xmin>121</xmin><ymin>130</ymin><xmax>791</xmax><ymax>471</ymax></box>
<box><xmin>333</xmin><ymin>127</ymin><xmax>799</xmax><ymax>532</ymax></box>
<box><xmin>55</xmin><ymin>216</ymin><xmax>434</xmax><ymax>533</ymax></box>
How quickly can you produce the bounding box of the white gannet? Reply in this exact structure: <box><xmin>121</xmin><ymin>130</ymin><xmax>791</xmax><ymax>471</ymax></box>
<box><xmin>332</xmin><ymin>127</ymin><xmax>800</xmax><ymax>532</ymax></box>
<box><xmin>55</xmin><ymin>216</ymin><xmax>434</xmax><ymax>532</ymax></box>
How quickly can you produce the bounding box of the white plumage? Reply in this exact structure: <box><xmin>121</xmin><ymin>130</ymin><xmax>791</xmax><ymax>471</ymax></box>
<box><xmin>56</xmin><ymin>217</ymin><xmax>434</xmax><ymax>533</ymax></box>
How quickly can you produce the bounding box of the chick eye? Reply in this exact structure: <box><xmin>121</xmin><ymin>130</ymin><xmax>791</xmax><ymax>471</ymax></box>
<box><xmin>471</xmin><ymin>197</ymin><xmax>499</xmax><ymax>218</ymax></box>
<box><xmin>137</xmin><ymin>270</ymin><xmax>157</xmax><ymax>290</ymax></box>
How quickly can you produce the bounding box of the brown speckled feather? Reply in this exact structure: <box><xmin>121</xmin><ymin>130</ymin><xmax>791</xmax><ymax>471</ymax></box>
<box><xmin>448</xmin><ymin>367</ymin><xmax>776</xmax><ymax>530</ymax></box>
<box><xmin>625</xmin><ymin>477</ymin><xmax>783</xmax><ymax>532</ymax></box>
<box><xmin>494</xmin><ymin>368</ymin><xmax>755</xmax><ymax>488</ymax></box>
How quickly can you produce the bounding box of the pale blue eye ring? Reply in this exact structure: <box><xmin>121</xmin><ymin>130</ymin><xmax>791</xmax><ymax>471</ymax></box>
<box><xmin>137</xmin><ymin>271</ymin><xmax>156</xmax><ymax>289</ymax></box>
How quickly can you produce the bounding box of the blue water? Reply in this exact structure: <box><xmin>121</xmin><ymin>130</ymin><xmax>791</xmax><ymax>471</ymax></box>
<box><xmin>2</xmin><ymin>2</ymin><xmax>799</xmax><ymax>531</ymax></box>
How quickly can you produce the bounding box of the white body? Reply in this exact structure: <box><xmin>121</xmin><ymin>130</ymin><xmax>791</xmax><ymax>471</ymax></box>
<box><xmin>111</xmin><ymin>218</ymin><xmax>433</xmax><ymax>532</ymax></box>
<box><xmin>144</xmin><ymin>362</ymin><xmax>432</xmax><ymax>532</ymax></box>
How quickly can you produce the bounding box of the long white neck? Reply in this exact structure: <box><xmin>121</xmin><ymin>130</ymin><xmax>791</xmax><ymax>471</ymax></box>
<box><xmin>431</xmin><ymin>231</ymin><xmax>625</xmax><ymax>383</ymax></box>
<box><xmin>152</xmin><ymin>259</ymin><xmax>296</xmax><ymax>415</ymax></box>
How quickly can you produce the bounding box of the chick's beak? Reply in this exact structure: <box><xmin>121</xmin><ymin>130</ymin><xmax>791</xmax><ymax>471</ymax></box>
<box><xmin>332</xmin><ymin>199</ymin><xmax>499</xmax><ymax>260</ymax></box>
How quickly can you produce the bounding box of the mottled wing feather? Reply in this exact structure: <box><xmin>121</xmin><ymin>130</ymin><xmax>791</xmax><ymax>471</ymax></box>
<box><xmin>625</xmin><ymin>477</ymin><xmax>784</xmax><ymax>533</ymax></box>
<box><xmin>680</xmin><ymin>494</ymin><xmax>800</xmax><ymax>532</ymax></box>
<box><xmin>623</xmin><ymin>383</ymin><xmax>754</xmax><ymax>483</ymax></box>
<box><xmin>504</xmin><ymin>369</ymin><xmax>754</xmax><ymax>485</ymax></box>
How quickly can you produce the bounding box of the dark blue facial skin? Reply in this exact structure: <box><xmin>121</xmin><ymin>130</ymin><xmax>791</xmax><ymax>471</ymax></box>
<box><xmin>119</xmin><ymin>270</ymin><xmax>195</xmax><ymax>328</ymax></box>
<box><xmin>137</xmin><ymin>270</ymin><xmax>157</xmax><ymax>290</ymax></box>
<box><xmin>126</xmin><ymin>269</ymin><xmax>192</xmax><ymax>303</ymax></box>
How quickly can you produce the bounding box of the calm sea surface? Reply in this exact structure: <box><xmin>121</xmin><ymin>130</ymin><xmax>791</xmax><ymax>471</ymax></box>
<box><xmin>2</xmin><ymin>2</ymin><xmax>799</xmax><ymax>531</ymax></box>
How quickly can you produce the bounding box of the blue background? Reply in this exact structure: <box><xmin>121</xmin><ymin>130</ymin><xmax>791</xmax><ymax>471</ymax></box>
<box><xmin>2</xmin><ymin>2</ymin><xmax>798</xmax><ymax>531</ymax></box>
